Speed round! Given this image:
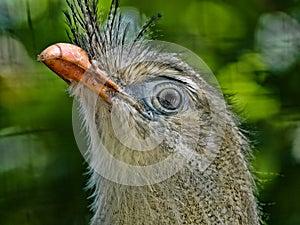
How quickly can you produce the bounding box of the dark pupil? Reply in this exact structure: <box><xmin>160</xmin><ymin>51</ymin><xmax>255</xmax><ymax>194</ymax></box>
<box><xmin>157</xmin><ymin>88</ymin><xmax>181</xmax><ymax>110</ymax></box>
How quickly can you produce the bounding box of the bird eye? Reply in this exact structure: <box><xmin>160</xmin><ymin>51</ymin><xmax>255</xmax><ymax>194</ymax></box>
<box><xmin>157</xmin><ymin>88</ymin><xmax>182</xmax><ymax>110</ymax></box>
<box><xmin>145</xmin><ymin>81</ymin><xmax>186</xmax><ymax>115</ymax></box>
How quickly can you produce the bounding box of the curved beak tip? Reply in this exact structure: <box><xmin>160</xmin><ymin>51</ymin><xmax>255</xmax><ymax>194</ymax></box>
<box><xmin>37</xmin><ymin>44</ymin><xmax>61</xmax><ymax>62</ymax></box>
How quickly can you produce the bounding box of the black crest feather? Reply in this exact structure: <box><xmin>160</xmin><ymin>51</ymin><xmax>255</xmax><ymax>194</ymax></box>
<box><xmin>64</xmin><ymin>0</ymin><xmax>161</xmax><ymax>59</ymax></box>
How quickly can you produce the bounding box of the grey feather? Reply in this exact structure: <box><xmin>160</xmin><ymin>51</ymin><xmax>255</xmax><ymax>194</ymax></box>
<box><xmin>65</xmin><ymin>0</ymin><xmax>260</xmax><ymax>224</ymax></box>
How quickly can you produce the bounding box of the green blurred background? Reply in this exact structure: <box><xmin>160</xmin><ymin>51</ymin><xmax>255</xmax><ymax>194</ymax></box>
<box><xmin>0</xmin><ymin>0</ymin><xmax>300</xmax><ymax>224</ymax></box>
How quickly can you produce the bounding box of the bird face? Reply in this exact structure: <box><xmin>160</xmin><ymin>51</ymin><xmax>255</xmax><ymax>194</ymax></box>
<box><xmin>39</xmin><ymin>38</ymin><xmax>227</xmax><ymax>185</ymax></box>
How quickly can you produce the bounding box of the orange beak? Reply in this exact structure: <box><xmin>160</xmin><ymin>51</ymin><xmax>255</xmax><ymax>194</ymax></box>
<box><xmin>38</xmin><ymin>43</ymin><xmax>120</xmax><ymax>103</ymax></box>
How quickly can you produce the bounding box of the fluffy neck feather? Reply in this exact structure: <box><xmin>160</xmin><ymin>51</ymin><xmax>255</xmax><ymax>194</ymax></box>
<box><xmin>70</xmin><ymin>84</ymin><xmax>260</xmax><ymax>225</ymax></box>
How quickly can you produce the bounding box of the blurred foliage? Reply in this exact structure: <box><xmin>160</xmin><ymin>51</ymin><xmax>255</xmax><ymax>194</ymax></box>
<box><xmin>0</xmin><ymin>0</ymin><xmax>300</xmax><ymax>224</ymax></box>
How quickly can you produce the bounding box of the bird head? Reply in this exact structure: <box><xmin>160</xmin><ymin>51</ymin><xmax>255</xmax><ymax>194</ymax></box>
<box><xmin>38</xmin><ymin>0</ymin><xmax>259</xmax><ymax>224</ymax></box>
<box><xmin>38</xmin><ymin>0</ymin><xmax>228</xmax><ymax>186</ymax></box>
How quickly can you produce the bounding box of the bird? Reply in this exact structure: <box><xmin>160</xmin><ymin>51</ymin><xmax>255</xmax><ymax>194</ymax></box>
<box><xmin>38</xmin><ymin>0</ymin><xmax>260</xmax><ymax>224</ymax></box>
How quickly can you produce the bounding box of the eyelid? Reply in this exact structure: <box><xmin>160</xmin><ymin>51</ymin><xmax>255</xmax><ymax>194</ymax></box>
<box><xmin>157</xmin><ymin>75</ymin><xmax>198</xmax><ymax>93</ymax></box>
<box><xmin>157</xmin><ymin>75</ymin><xmax>185</xmax><ymax>84</ymax></box>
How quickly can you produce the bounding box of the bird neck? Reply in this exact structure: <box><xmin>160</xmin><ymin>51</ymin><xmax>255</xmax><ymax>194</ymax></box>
<box><xmin>87</xmin><ymin>127</ymin><xmax>259</xmax><ymax>225</ymax></box>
